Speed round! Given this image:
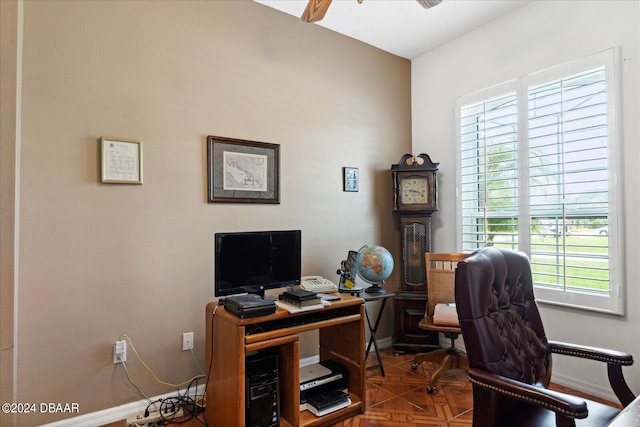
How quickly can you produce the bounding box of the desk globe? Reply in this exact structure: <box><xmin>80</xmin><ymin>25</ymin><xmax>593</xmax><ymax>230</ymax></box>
<box><xmin>357</xmin><ymin>245</ymin><xmax>394</xmax><ymax>294</ymax></box>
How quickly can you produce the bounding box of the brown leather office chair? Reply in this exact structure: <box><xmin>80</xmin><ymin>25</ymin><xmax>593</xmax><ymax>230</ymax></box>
<box><xmin>455</xmin><ymin>247</ymin><xmax>635</xmax><ymax>427</ymax></box>
<box><xmin>412</xmin><ymin>252</ymin><xmax>470</xmax><ymax>393</ymax></box>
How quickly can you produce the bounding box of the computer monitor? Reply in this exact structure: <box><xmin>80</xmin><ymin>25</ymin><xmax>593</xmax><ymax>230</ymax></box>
<box><xmin>214</xmin><ymin>230</ymin><xmax>302</xmax><ymax>298</ymax></box>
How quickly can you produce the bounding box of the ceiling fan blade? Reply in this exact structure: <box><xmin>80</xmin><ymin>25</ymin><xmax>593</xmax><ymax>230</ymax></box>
<box><xmin>416</xmin><ymin>0</ymin><xmax>443</xmax><ymax>8</ymax></box>
<box><xmin>301</xmin><ymin>0</ymin><xmax>333</xmax><ymax>23</ymax></box>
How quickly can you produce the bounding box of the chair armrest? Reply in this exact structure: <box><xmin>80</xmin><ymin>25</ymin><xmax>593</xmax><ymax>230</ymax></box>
<box><xmin>468</xmin><ymin>368</ymin><xmax>588</xmax><ymax>419</ymax></box>
<box><xmin>549</xmin><ymin>341</ymin><xmax>633</xmax><ymax>366</ymax></box>
<box><xmin>549</xmin><ymin>341</ymin><xmax>635</xmax><ymax>407</ymax></box>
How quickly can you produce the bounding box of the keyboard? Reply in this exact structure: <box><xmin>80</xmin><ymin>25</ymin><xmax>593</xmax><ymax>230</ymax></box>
<box><xmin>244</xmin><ymin>311</ymin><xmax>335</xmax><ymax>335</ymax></box>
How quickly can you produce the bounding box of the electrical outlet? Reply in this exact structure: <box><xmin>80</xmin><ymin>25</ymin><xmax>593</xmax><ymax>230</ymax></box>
<box><xmin>126</xmin><ymin>408</ymin><xmax>183</xmax><ymax>426</ymax></box>
<box><xmin>113</xmin><ymin>339</ymin><xmax>126</xmax><ymax>363</ymax></box>
<box><xmin>182</xmin><ymin>332</ymin><xmax>194</xmax><ymax>351</ymax></box>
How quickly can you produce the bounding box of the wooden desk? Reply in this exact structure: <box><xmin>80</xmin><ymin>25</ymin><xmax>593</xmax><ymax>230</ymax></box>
<box><xmin>607</xmin><ymin>395</ymin><xmax>640</xmax><ymax>426</ymax></box>
<box><xmin>205</xmin><ymin>294</ymin><xmax>366</xmax><ymax>427</ymax></box>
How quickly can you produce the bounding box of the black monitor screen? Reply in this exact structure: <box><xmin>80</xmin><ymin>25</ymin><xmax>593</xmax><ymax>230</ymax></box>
<box><xmin>214</xmin><ymin>230</ymin><xmax>301</xmax><ymax>297</ymax></box>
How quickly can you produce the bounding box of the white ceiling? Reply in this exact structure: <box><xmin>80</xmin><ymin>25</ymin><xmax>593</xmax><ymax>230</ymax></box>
<box><xmin>255</xmin><ymin>0</ymin><xmax>533</xmax><ymax>59</ymax></box>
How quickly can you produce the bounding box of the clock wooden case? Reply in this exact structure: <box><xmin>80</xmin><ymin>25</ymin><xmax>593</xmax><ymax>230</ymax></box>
<box><xmin>391</xmin><ymin>153</ymin><xmax>440</xmax><ymax>353</ymax></box>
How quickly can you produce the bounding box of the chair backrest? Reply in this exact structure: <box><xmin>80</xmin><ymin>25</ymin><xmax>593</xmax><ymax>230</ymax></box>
<box><xmin>425</xmin><ymin>252</ymin><xmax>470</xmax><ymax>318</ymax></box>
<box><xmin>454</xmin><ymin>247</ymin><xmax>552</xmax><ymax>387</ymax></box>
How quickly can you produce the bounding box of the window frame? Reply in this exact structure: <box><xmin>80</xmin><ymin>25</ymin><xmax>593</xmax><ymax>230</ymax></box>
<box><xmin>455</xmin><ymin>48</ymin><xmax>623</xmax><ymax>315</ymax></box>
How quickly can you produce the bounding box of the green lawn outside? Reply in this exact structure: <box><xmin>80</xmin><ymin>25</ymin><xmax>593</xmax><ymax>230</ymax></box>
<box><xmin>495</xmin><ymin>234</ymin><xmax>610</xmax><ymax>292</ymax></box>
<box><xmin>531</xmin><ymin>259</ymin><xmax>609</xmax><ymax>291</ymax></box>
<box><xmin>532</xmin><ymin>234</ymin><xmax>609</xmax><ymax>255</ymax></box>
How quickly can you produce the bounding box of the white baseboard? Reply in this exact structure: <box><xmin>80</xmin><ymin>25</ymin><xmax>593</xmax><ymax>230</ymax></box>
<box><xmin>375</xmin><ymin>336</ymin><xmax>394</xmax><ymax>350</ymax></box>
<box><xmin>43</xmin><ymin>337</ymin><xmax>397</xmax><ymax>427</ymax></box>
<box><xmin>40</xmin><ymin>385</ymin><xmax>205</xmax><ymax>427</ymax></box>
<box><xmin>47</xmin><ymin>335</ymin><xmax>624</xmax><ymax>426</ymax></box>
<box><xmin>550</xmin><ymin>371</ymin><xmax>618</xmax><ymax>402</ymax></box>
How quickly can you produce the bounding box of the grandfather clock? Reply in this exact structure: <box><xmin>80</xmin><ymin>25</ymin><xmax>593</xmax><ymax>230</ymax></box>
<box><xmin>391</xmin><ymin>153</ymin><xmax>440</xmax><ymax>353</ymax></box>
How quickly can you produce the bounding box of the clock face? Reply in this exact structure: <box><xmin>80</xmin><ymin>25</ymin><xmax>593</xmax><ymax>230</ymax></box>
<box><xmin>400</xmin><ymin>178</ymin><xmax>428</xmax><ymax>204</ymax></box>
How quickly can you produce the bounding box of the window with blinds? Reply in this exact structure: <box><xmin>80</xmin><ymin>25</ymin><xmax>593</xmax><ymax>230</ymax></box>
<box><xmin>459</xmin><ymin>92</ymin><xmax>519</xmax><ymax>251</ymax></box>
<box><xmin>456</xmin><ymin>49</ymin><xmax>621</xmax><ymax>314</ymax></box>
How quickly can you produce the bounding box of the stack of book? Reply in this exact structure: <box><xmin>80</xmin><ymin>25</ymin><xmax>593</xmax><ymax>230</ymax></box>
<box><xmin>279</xmin><ymin>289</ymin><xmax>322</xmax><ymax>307</ymax></box>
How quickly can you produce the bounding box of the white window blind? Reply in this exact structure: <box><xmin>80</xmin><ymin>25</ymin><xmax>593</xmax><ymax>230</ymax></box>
<box><xmin>456</xmin><ymin>49</ymin><xmax>621</xmax><ymax>314</ymax></box>
<box><xmin>459</xmin><ymin>92</ymin><xmax>519</xmax><ymax>250</ymax></box>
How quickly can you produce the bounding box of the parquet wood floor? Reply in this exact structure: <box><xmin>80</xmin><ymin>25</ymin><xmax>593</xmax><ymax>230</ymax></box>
<box><xmin>336</xmin><ymin>347</ymin><xmax>473</xmax><ymax>426</ymax></box>
<box><xmin>104</xmin><ymin>347</ymin><xmax>619</xmax><ymax>427</ymax></box>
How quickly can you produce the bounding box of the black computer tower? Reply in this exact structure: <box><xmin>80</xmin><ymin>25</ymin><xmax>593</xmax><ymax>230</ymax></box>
<box><xmin>246</xmin><ymin>353</ymin><xmax>279</xmax><ymax>427</ymax></box>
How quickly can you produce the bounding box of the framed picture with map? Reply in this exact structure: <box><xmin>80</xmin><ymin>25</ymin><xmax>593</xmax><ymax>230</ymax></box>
<box><xmin>207</xmin><ymin>136</ymin><xmax>280</xmax><ymax>204</ymax></box>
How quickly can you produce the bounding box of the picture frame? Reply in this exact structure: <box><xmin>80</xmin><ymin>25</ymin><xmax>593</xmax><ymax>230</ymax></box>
<box><xmin>207</xmin><ymin>135</ymin><xmax>280</xmax><ymax>204</ymax></box>
<box><xmin>343</xmin><ymin>167</ymin><xmax>359</xmax><ymax>192</ymax></box>
<box><xmin>100</xmin><ymin>137</ymin><xmax>143</xmax><ymax>184</ymax></box>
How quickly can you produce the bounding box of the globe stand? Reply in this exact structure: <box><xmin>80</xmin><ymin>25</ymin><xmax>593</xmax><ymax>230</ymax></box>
<box><xmin>358</xmin><ymin>275</ymin><xmax>386</xmax><ymax>294</ymax></box>
<box><xmin>364</xmin><ymin>281</ymin><xmax>386</xmax><ymax>294</ymax></box>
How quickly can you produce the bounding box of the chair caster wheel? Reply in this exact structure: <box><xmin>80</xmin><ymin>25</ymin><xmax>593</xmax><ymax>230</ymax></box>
<box><xmin>427</xmin><ymin>386</ymin><xmax>436</xmax><ymax>394</ymax></box>
<box><xmin>411</xmin><ymin>362</ymin><xmax>418</xmax><ymax>370</ymax></box>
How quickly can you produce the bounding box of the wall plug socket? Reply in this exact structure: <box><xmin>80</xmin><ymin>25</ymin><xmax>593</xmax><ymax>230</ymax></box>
<box><xmin>182</xmin><ymin>332</ymin><xmax>194</xmax><ymax>351</ymax></box>
<box><xmin>113</xmin><ymin>339</ymin><xmax>126</xmax><ymax>363</ymax></box>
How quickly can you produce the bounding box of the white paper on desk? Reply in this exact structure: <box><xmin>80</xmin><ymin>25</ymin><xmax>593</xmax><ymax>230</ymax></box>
<box><xmin>276</xmin><ymin>300</ymin><xmax>328</xmax><ymax>314</ymax></box>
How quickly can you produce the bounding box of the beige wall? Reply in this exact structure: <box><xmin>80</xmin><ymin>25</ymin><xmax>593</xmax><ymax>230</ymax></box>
<box><xmin>1</xmin><ymin>1</ymin><xmax>411</xmax><ymax>425</ymax></box>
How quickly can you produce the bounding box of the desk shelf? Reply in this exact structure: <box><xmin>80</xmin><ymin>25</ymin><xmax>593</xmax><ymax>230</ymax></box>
<box><xmin>205</xmin><ymin>294</ymin><xmax>366</xmax><ymax>427</ymax></box>
<box><xmin>294</xmin><ymin>393</ymin><xmax>362</xmax><ymax>427</ymax></box>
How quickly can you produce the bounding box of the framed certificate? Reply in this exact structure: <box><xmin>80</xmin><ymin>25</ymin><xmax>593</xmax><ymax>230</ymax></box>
<box><xmin>100</xmin><ymin>137</ymin><xmax>143</xmax><ymax>184</ymax></box>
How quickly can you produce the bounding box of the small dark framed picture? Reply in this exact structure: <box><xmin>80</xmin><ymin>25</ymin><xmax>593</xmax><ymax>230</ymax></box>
<box><xmin>343</xmin><ymin>167</ymin><xmax>359</xmax><ymax>192</ymax></box>
<box><xmin>207</xmin><ymin>135</ymin><xmax>280</xmax><ymax>204</ymax></box>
